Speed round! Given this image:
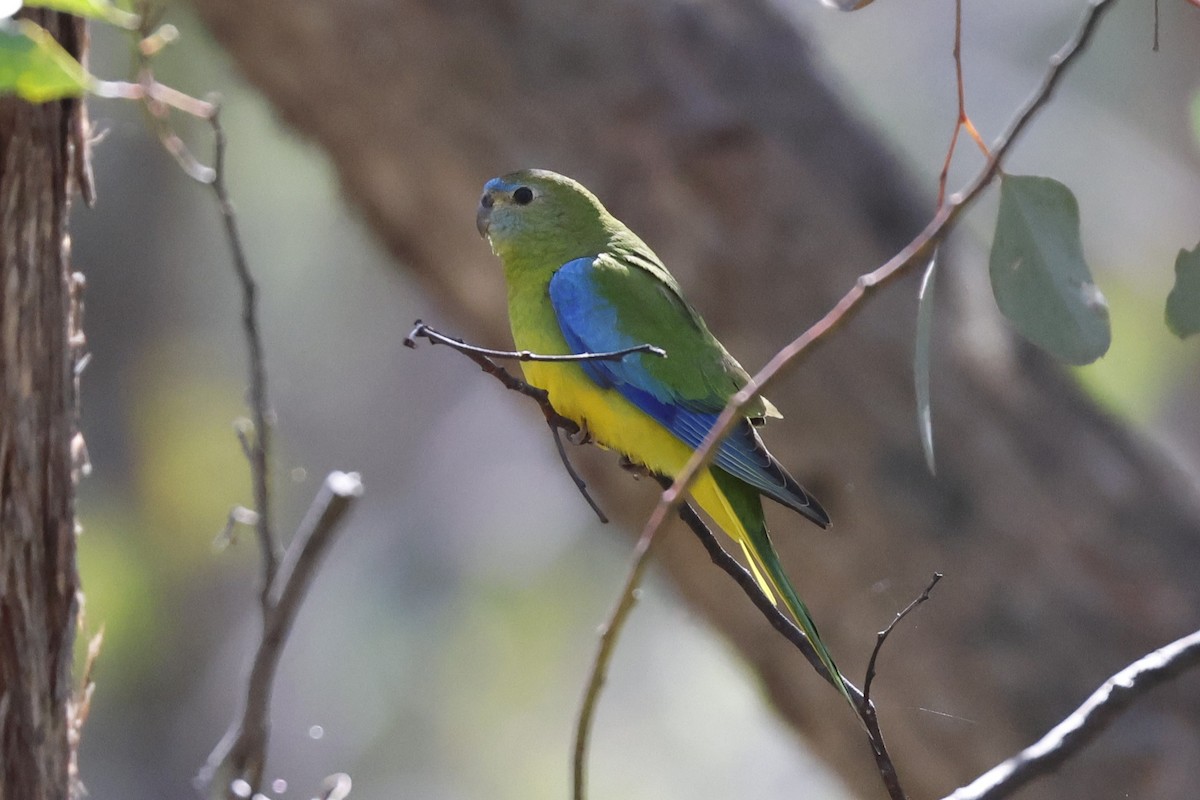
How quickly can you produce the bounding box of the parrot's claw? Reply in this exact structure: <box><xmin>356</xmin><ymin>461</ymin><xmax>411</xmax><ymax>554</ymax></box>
<box><xmin>568</xmin><ymin>420</ymin><xmax>593</xmax><ymax>446</ymax></box>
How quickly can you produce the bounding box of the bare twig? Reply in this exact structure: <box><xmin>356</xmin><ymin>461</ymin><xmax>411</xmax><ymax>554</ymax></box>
<box><xmin>116</xmin><ymin>13</ymin><xmax>281</xmax><ymax>586</ymax></box>
<box><xmin>197</xmin><ymin>114</ymin><xmax>360</xmax><ymax>797</ymax></box>
<box><xmin>942</xmin><ymin>629</ymin><xmax>1200</xmax><ymax>800</ymax></box>
<box><xmin>208</xmin><ymin>106</ymin><xmax>282</xmax><ymax>596</ymax></box>
<box><xmin>406</xmin><ymin>319</ymin><xmax>665</xmax><ymax>362</ymax></box>
<box><xmin>405</xmin><ymin>322</ymin><xmax>571</xmax><ymax>415</ymax></box>
<box><xmin>195</xmin><ymin>96</ymin><xmax>359</xmax><ymax>799</ymax></box>
<box><xmin>937</xmin><ymin>0</ymin><xmax>991</xmax><ymax>207</ymax></box>
<box><xmin>199</xmin><ymin>471</ymin><xmax>363</xmax><ymax>796</ymax></box>
<box><xmin>318</xmin><ymin>772</ymin><xmax>353</xmax><ymax>800</ymax></box>
<box><xmin>862</xmin><ymin>573</ymin><xmax>943</xmax><ymax>705</ymax></box>
<box><xmin>548</xmin><ymin>420</ymin><xmax>609</xmax><ymax>523</ymax></box>
<box><xmin>571</xmin><ymin>492</ymin><xmax>669</xmax><ymax>800</ymax></box>
<box><xmin>626</xmin><ymin>0</ymin><xmax>1117</xmax><ymax>721</ymax></box>
<box><xmin>405</xmin><ymin>320</ymin><xmax>635</xmax><ymax>522</ymax></box>
<box><xmin>111</xmin><ymin>17</ymin><xmax>364</xmax><ymax>797</ymax></box>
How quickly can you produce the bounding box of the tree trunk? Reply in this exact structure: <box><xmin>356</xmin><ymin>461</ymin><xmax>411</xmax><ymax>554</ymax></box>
<box><xmin>188</xmin><ymin>1</ymin><xmax>1200</xmax><ymax>797</ymax></box>
<box><xmin>0</xmin><ymin>11</ymin><xmax>90</xmax><ymax>800</ymax></box>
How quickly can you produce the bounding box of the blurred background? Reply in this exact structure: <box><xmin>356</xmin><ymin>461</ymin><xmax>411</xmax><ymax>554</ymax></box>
<box><xmin>72</xmin><ymin>1</ymin><xmax>1198</xmax><ymax>798</ymax></box>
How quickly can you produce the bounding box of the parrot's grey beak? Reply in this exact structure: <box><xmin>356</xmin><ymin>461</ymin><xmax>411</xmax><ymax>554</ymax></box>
<box><xmin>476</xmin><ymin>194</ymin><xmax>493</xmax><ymax>238</ymax></box>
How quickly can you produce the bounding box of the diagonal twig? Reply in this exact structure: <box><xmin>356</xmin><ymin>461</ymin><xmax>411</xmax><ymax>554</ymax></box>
<box><xmin>561</xmin><ymin>2</ymin><xmax>1117</xmax><ymax>795</ymax></box>
<box><xmin>863</xmin><ymin>572</ymin><xmax>943</xmax><ymax>705</ymax></box>
<box><xmin>548</xmin><ymin>420</ymin><xmax>609</xmax><ymax>523</ymax></box>
<box><xmin>199</xmin><ymin>471</ymin><xmax>363</xmax><ymax>796</ymax></box>
<box><xmin>624</xmin><ymin>0</ymin><xmax>1118</xmax><ymax>724</ymax></box>
<box><xmin>941</xmin><ymin>628</ymin><xmax>1200</xmax><ymax>800</ymax></box>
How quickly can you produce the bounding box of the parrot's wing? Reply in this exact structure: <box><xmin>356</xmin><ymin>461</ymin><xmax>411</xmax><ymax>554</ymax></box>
<box><xmin>549</xmin><ymin>255</ymin><xmax>828</xmax><ymax>526</ymax></box>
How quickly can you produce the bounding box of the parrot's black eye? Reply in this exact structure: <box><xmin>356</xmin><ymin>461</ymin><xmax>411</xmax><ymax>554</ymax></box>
<box><xmin>513</xmin><ymin>186</ymin><xmax>534</xmax><ymax>205</ymax></box>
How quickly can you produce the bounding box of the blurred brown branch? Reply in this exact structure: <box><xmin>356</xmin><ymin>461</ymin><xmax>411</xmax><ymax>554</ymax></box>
<box><xmin>0</xmin><ymin>10</ymin><xmax>90</xmax><ymax>798</ymax></box>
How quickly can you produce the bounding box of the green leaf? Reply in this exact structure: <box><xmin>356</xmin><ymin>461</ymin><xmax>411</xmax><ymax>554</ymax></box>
<box><xmin>22</xmin><ymin>0</ymin><xmax>138</xmax><ymax>28</ymax></box>
<box><xmin>989</xmin><ymin>174</ymin><xmax>1111</xmax><ymax>365</ymax></box>
<box><xmin>1165</xmin><ymin>243</ymin><xmax>1200</xmax><ymax>339</ymax></box>
<box><xmin>0</xmin><ymin>19</ymin><xmax>91</xmax><ymax>101</ymax></box>
<box><xmin>914</xmin><ymin>250</ymin><xmax>938</xmax><ymax>475</ymax></box>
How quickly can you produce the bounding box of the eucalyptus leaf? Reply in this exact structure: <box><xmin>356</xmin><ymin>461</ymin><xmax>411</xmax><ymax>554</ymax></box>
<box><xmin>820</xmin><ymin>0</ymin><xmax>877</xmax><ymax>9</ymax></box>
<box><xmin>989</xmin><ymin>174</ymin><xmax>1110</xmax><ymax>365</ymax></box>
<box><xmin>0</xmin><ymin>18</ymin><xmax>90</xmax><ymax>102</ymax></box>
<box><xmin>914</xmin><ymin>250</ymin><xmax>938</xmax><ymax>475</ymax></box>
<box><xmin>1165</xmin><ymin>243</ymin><xmax>1200</xmax><ymax>339</ymax></box>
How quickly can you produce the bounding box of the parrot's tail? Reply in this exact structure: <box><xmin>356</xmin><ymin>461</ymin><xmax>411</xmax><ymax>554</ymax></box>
<box><xmin>701</xmin><ymin>469</ymin><xmax>859</xmax><ymax>717</ymax></box>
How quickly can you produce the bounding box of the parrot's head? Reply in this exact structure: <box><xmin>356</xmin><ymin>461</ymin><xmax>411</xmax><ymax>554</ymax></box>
<box><xmin>477</xmin><ymin>169</ymin><xmax>615</xmax><ymax>264</ymax></box>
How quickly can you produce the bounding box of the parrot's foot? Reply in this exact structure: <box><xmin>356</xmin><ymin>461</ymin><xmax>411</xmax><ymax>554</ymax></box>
<box><xmin>567</xmin><ymin>419</ymin><xmax>593</xmax><ymax>446</ymax></box>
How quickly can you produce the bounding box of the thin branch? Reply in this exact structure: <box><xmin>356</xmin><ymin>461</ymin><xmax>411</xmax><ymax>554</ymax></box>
<box><xmin>626</xmin><ymin>0</ymin><xmax>1117</xmax><ymax>718</ymax></box>
<box><xmin>571</xmin><ymin>490</ymin><xmax>670</xmax><ymax>800</ymax></box>
<box><xmin>117</xmin><ymin>18</ymin><xmax>282</xmax><ymax>586</ymax></box>
<box><xmin>406</xmin><ymin>319</ymin><xmax>666</xmax><ymax>362</ymax></box>
<box><xmin>405</xmin><ymin>321</ymin><xmax>611</xmax><ymax>520</ymax></box>
<box><xmin>113</xmin><ymin>18</ymin><xmax>363</xmax><ymax>797</ymax></box>
<box><xmin>936</xmin><ymin>0</ymin><xmax>991</xmax><ymax>207</ymax></box>
<box><xmin>208</xmin><ymin>106</ymin><xmax>282</xmax><ymax>597</ymax></box>
<box><xmin>405</xmin><ymin>322</ymin><xmax>568</xmax><ymax>413</ymax></box>
<box><xmin>198</xmin><ymin>118</ymin><xmax>359</xmax><ymax>799</ymax></box>
<box><xmin>862</xmin><ymin>573</ymin><xmax>943</xmax><ymax>704</ymax></box>
<box><xmin>317</xmin><ymin>773</ymin><xmax>353</xmax><ymax>800</ymax></box>
<box><xmin>199</xmin><ymin>471</ymin><xmax>363</xmax><ymax>796</ymax></box>
<box><xmin>941</xmin><ymin>628</ymin><xmax>1200</xmax><ymax>800</ymax></box>
<box><xmin>548</xmin><ymin>419</ymin><xmax>609</xmax><ymax>523</ymax></box>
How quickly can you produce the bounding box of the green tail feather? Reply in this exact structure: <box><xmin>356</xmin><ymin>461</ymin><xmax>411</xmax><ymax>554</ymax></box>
<box><xmin>711</xmin><ymin>470</ymin><xmax>858</xmax><ymax>715</ymax></box>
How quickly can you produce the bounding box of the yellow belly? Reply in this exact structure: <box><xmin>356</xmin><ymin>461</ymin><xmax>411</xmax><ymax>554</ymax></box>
<box><xmin>506</xmin><ymin>279</ymin><xmax>753</xmax><ymax>552</ymax></box>
<box><xmin>522</xmin><ymin>357</ymin><xmax>749</xmax><ymax>539</ymax></box>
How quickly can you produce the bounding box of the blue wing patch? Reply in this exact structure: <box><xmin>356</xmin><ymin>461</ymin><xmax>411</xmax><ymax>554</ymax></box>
<box><xmin>549</xmin><ymin>257</ymin><xmax>827</xmax><ymax>525</ymax></box>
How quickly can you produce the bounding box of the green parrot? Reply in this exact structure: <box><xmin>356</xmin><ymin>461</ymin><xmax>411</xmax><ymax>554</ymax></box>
<box><xmin>476</xmin><ymin>168</ymin><xmax>854</xmax><ymax>711</ymax></box>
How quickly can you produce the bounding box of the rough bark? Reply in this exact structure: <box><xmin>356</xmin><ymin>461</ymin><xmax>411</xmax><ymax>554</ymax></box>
<box><xmin>188</xmin><ymin>1</ymin><xmax>1200</xmax><ymax>798</ymax></box>
<box><xmin>0</xmin><ymin>11</ymin><xmax>90</xmax><ymax>800</ymax></box>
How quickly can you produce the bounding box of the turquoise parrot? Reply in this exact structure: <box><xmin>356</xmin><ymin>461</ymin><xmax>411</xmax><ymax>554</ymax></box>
<box><xmin>476</xmin><ymin>168</ymin><xmax>853</xmax><ymax>710</ymax></box>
